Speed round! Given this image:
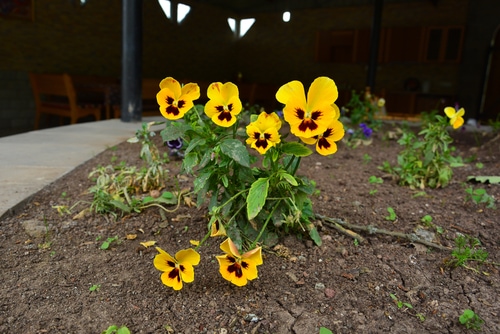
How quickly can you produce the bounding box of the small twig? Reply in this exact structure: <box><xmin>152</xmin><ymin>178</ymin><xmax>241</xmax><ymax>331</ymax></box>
<box><xmin>316</xmin><ymin>214</ymin><xmax>451</xmax><ymax>251</ymax></box>
<box><xmin>323</xmin><ymin>220</ymin><xmax>366</xmax><ymax>244</ymax></box>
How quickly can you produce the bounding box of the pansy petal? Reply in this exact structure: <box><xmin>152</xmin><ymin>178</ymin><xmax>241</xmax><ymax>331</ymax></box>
<box><xmin>276</xmin><ymin>80</ymin><xmax>306</xmax><ymax>105</ymax></box>
<box><xmin>444</xmin><ymin>106</ymin><xmax>456</xmax><ymax>118</ymax></box>
<box><xmin>175</xmin><ymin>248</ymin><xmax>201</xmax><ymax>266</ymax></box>
<box><xmin>241</xmin><ymin>260</ymin><xmax>259</xmax><ymax>281</ymax></box>
<box><xmin>332</xmin><ymin>103</ymin><xmax>341</xmax><ymax>120</ymax></box>
<box><xmin>181</xmin><ymin>83</ymin><xmax>201</xmax><ymax>101</ymax></box>
<box><xmin>179</xmin><ymin>264</ymin><xmax>196</xmax><ymax>283</ymax></box>
<box><xmin>242</xmin><ymin>246</ymin><xmax>263</xmax><ymax>266</ymax></box>
<box><xmin>452</xmin><ymin>116</ymin><xmax>464</xmax><ymax>129</ymax></box>
<box><xmin>257</xmin><ymin>112</ymin><xmax>282</xmax><ymax>130</ymax></box>
<box><xmin>160</xmin><ymin>270</ymin><xmax>183</xmax><ymax>290</ymax></box>
<box><xmin>159</xmin><ymin>77</ymin><xmax>181</xmax><ymax>96</ymax></box>
<box><xmin>153</xmin><ymin>247</ymin><xmax>177</xmax><ymax>272</ymax></box>
<box><xmin>316</xmin><ymin>138</ymin><xmax>338</xmax><ymax>156</ymax></box>
<box><xmin>211</xmin><ymin>219</ymin><xmax>227</xmax><ymax>237</ymax></box>
<box><xmin>307</xmin><ymin>77</ymin><xmax>338</xmax><ymax>111</ymax></box>
<box><xmin>299</xmin><ymin>136</ymin><xmax>318</xmax><ymax>145</ymax></box>
<box><xmin>216</xmin><ymin>255</ymin><xmax>248</xmax><ymax>287</ymax></box>
<box><xmin>327</xmin><ymin>120</ymin><xmax>345</xmax><ymax>142</ymax></box>
<box><xmin>220</xmin><ymin>238</ymin><xmax>240</xmax><ymax>257</ymax></box>
<box><xmin>227</xmin><ymin>95</ymin><xmax>243</xmax><ymax>116</ymax></box>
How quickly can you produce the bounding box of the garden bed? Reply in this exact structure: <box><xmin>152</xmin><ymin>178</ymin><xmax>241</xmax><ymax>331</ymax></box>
<box><xmin>0</xmin><ymin>124</ymin><xmax>499</xmax><ymax>333</ymax></box>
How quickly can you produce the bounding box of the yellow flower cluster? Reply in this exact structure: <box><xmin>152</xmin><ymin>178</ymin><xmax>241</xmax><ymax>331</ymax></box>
<box><xmin>275</xmin><ymin>77</ymin><xmax>345</xmax><ymax>156</ymax></box>
<box><xmin>154</xmin><ymin>220</ymin><xmax>263</xmax><ymax>290</ymax></box>
<box><xmin>156</xmin><ymin>76</ymin><xmax>345</xmax><ymax>156</ymax></box>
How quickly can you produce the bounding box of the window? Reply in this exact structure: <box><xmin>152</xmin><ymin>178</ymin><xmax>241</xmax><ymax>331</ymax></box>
<box><xmin>424</xmin><ymin>26</ymin><xmax>464</xmax><ymax>63</ymax></box>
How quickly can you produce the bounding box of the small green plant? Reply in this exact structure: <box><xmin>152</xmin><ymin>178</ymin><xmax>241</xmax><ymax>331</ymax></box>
<box><xmin>390</xmin><ymin>293</ymin><xmax>413</xmax><ymax>309</ymax></box>
<box><xmin>421</xmin><ymin>215</ymin><xmax>444</xmax><ymax>234</ymax></box>
<box><xmin>385</xmin><ymin>207</ymin><xmax>397</xmax><ymax>221</ymax></box>
<box><xmin>362</xmin><ymin>153</ymin><xmax>372</xmax><ymax>164</ymax></box>
<box><xmin>390</xmin><ymin>294</ymin><xmax>426</xmax><ymax>322</ymax></box>
<box><xmin>369</xmin><ymin>189</ymin><xmax>378</xmax><ymax>195</ymax></box>
<box><xmin>319</xmin><ymin>327</ymin><xmax>333</xmax><ymax>334</ymax></box>
<box><xmin>38</xmin><ymin>218</ymin><xmax>53</xmax><ymax>250</ymax></box>
<box><xmin>60</xmin><ymin>191</ymin><xmax>67</xmax><ymax>198</ymax></box>
<box><xmin>421</xmin><ymin>214</ymin><xmax>433</xmax><ymax>225</ymax></box>
<box><xmin>465</xmin><ymin>187</ymin><xmax>496</xmax><ymax>209</ymax></box>
<box><xmin>380</xmin><ymin>108</ymin><xmax>464</xmax><ymax>189</ymax></box>
<box><xmin>459</xmin><ymin>309</ymin><xmax>484</xmax><ymax>330</ymax></box>
<box><xmin>448</xmin><ymin>235</ymin><xmax>488</xmax><ymax>271</ymax></box>
<box><xmin>101</xmin><ymin>325</ymin><xmax>131</xmax><ymax>334</ymax></box>
<box><xmin>369</xmin><ymin>175</ymin><xmax>383</xmax><ymax>184</ymax></box>
<box><xmin>475</xmin><ymin>162</ymin><xmax>484</xmax><ymax>169</ymax></box>
<box><xmin>89</xmin><ymin>284</ymin><xmax>101</xmax><ymax>292</ymax></box>
<box><xmin>100</xmin><ymin>236</ymin><xmax>120</xmax><ymax>250</ymax></box>
<box><xmin>76</xmin><ymin>121</ymin><xmax>180</xmax><ymax>219</ymax></box>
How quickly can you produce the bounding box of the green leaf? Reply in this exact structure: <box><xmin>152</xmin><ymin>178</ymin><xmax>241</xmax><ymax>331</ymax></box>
<box><xmin>467</xmin><ymin>176</ymin><xmax>500</xmax><ymax>184</ymax></box>
<box><xmin>281</xmin><ymin>142</ymin><xmax>313</xmax><ymax>157</ymax></box>
<box><xmin>319</xmin><ymin>327</ymin><xmax>333</xmax><ymax>334</ymax></box>
<box><xmin>281</xmin><ymin>172</ymin><xmax>298</xmax><ymax>186</ymax></box>
<box><xmin>220</xmin><ymin>139</ymin><xmax>250</xmax><ymax>167</ymax></box>
<box><xmin>160</xmin><ymin>122</ymin><xmax>191</xmax><ymax>142</ymax></box>
<box><xmin>110</xmin><ymin>200</ymin><xmax>131</xmax><ymax>213</ymax></box>
<box><xmin>247</xmin><ymin>178</ymin><xmax>269</xmax><ymax>220</ymax></box>
<box><xmin>116</xmin><ymin>327</ymin><xmax>131</xmax><ymax>334</ymax></box>
<box><xmin>185</xmin><ymin>137</ymin><xmax>206</xmax><ymax>155</ymax></box>
<box><xmin>308</xmin><ymin>226</ymin><xmax>322</xmax><ymax>246</ymax></box>
<box><xmin>182</xmin><ymin>152</ymin><xmax>199</xmax><ymax>174</ymax></box>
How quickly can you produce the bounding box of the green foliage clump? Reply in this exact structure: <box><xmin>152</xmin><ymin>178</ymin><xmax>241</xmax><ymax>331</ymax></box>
<box><xmin>380</xmin><ymin>112</ymin><xmax>463</xmax><ymax>189</ymax></box>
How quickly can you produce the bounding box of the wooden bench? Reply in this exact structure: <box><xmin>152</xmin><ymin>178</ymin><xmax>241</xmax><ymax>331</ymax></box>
<box><xmin>29</xmin><ymin>73</ymin><xmax>103</xmax><ymax>129</ymax></box>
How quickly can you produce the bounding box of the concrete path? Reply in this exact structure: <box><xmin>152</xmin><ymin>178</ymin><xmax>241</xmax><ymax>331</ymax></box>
<box><xmin>0</xmin><ymin>117</ymin><xmax>164</xmax><ymax>220</ymax></box>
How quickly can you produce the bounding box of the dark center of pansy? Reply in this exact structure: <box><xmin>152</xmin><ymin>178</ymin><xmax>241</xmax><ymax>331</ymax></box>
<box><xmin>165</xmin><ymin>105</ymin><xmax>180</xmax><ymax>116</ymax></box>
<box><xmin>168</xmin><ymin>267</ymin><xmax>181</xmax><ymax>282</ymax></box>
<box><xmin>298</xmin><ymin>119</ymin><xmax>318</xmax><ymax>132</ymax></box>
<box><xmin>255</xmin><ymin>139</ymin><xmax>269</xmax><ymax>149</ymax></box>
<box><xmin>322</xmin><ymin>128</ymin><xmax>333</xmax><ymax>137</ymax></box>
<box><xmin>218</xmin><ymin>111</ymin><xmax>233</xmax><ymax>122</ymax></box>
<box><xmin>227</xmin><ymin>263</ymin><xmax>243</xmax><ymax>278</ymax></box>
<box><xmin>318</xmin><ymin>137</ymin><xmax>331</xmax><ymax>150</ymax></box>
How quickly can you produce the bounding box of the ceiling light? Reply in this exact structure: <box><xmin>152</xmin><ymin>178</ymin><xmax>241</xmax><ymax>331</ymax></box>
<box><xmin>282</xmin><ymin>11</ymin><xmax>291</xmax><ymax>22</ymax></box>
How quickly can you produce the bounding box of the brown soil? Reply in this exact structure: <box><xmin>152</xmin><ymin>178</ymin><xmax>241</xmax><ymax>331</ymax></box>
<box><xmin>1</xmin><ymin>124</ymin><xmax>499</xmax><ymax>334</ymax></box>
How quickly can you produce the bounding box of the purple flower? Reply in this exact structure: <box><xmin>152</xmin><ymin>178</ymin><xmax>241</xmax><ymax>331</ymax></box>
<box><xmin>165</xmin><ymin>138</ymin><xmax>183</xmax><ymax>149</ymax></box>
<box><xmin>359</xmin><ymin>123</ymin><xmax>373</xmax><ymax>138</ymax></box>
<box><xmin>347</xmin><ymin>128</ymin><xmax>355</xmax><ymax>135</ymax></box>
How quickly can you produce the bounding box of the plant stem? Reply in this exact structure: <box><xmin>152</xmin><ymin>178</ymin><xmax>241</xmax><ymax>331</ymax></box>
<box><xmin>251</xmin><ymin>199</ymin><xmax>281</xmax><ymax>248</ymax></box>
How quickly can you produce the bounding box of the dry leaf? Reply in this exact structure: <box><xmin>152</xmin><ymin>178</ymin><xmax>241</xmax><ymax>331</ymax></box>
<box><xmin>140</xmin><ymin>240</ymin><xmax>156</xmax><ymax>248</ymax></box>
<box><xmin>189</xmin><ymin>240</ymin><xmax>200</xmax><ymax>246</ymax></box>
<box><xmin>183</xmin><ymin>196</ymin><xmax>195</xmax><ymax>208</ymax></box>
<box><xmin>126</xmin><ymin>234</ymin><xmax>137</xmax><ymax>240</ymax></box>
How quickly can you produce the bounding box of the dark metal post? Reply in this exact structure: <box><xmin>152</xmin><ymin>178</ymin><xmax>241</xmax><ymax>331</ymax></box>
<box><xmin>366</xmin><ymin>0</ymin><xmax>383</xmax><ymax>90</ymax></box>
<box><xmin>121</xmin><ymin>0</ymin><xmax>142</xmax><ymax>122</ymax></box>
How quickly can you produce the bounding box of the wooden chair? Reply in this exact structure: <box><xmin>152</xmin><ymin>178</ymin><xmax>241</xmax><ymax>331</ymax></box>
<box><xmin>29</xmin><ymin>73</ymin><xmax>102</xmax><ymax>129</ymax></box>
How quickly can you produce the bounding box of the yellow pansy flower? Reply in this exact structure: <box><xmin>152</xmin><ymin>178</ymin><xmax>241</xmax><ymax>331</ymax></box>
<box><xmin>276</xmin><ymin>77</ymin><xmax>339</xmax><ymax>138</ymax></box>
<box><xmin>444</xmin><ymin>106</ymin><xmax>465</xmax><ymax>129</ymax></box>
<box><xmin>204</xmin><ymin>82</ymin><xmax>243</xmax><ymax>127</ymax></box>
<box><xmin>210</xmin><ymin>219</ymin><xmax>227</xmax><ymax>237</ymax></box>
<box><xmin>246</xmin><ymin>112</ymin><xmax>282</xmax><ymax>154</ymax></box>
<box><xmin>153</xmin><ymin>247</ymin><xmax>200</xmax><ymax>290</ymax></box>
<box><xmin>216</xmin><ymin>238</ymin><xmax>263</xmax><ymax>287</ymax></box>
<box><xmin>156</xmin><ymin>77</ymin><xmax>200</xmax><ymax>120</ymax></box>
<box><xmin>299</xmin><ymin>119</ymin><xmax>345</xmax><ymax>156</ymax></box>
